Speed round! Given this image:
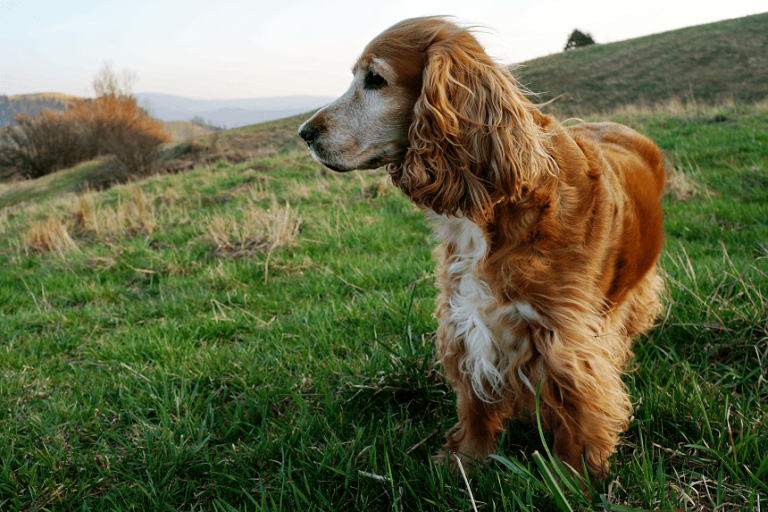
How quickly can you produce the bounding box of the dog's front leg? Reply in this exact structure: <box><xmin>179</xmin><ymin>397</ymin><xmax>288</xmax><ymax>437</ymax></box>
<box><xmin>436</xmin><ymin>381</ymin><xmax>510</xmax><ymax>468</ymax></box>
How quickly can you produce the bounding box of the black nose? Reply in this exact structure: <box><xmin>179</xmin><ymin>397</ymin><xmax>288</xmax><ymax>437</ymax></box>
<box><xmin>299</xmin><ymin>123</ymin><xmax>320</xmax><ymax>145</ymax></box>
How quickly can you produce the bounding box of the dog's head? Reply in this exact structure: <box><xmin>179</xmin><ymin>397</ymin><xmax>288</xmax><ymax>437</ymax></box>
<box><xmin>299</xmin><ymin>17</ymin><xmax>554</xmax><ymax>223</ymax></box>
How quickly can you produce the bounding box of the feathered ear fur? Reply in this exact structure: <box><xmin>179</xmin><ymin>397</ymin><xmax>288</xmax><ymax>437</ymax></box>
<box><xmin>388</xmin><ymin>25</ymin><xmax>556</xmax><ymax>223</ymax></box>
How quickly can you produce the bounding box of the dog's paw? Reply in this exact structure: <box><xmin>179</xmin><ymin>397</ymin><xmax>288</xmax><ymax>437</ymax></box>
<box><xmin>433</xmin><ymin>448</ymin><xmax>484</xmax><ymax>473</ymax></box>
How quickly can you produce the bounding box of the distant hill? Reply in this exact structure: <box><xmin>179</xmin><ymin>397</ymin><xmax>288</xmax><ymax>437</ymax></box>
<box><xmin>0</xmin><ymin>93</ymin><xmax>80</xmax><ymax>129</ymax></box>
<box><xmin>1</xmin><ymin>92</ymin><xmax>333</xmax><ymax>132</ymax></box>
<box><xmin>161</xmin><ymin>121</ymin><xmax>216</xmax><ymax>142</ymax></box>
<box><xmin>135</xmin><ymin>93</ymin><xmax>334</xmax><ymax>129</ymax></box>
<box><xmin>515</xmin><ymin>12</ymin><xmax>768</xmax><ymax>116</ymax></box>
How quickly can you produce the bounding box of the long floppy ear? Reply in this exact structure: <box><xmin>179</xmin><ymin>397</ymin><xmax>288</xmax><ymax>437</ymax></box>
<box><xmin>389</xmin><ymin>29</ymin><xmax>555</xmax><ymax>223</ymax></box>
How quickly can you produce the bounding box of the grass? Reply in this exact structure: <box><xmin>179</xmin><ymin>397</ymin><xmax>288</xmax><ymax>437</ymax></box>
<box><xmin>0</xmin><ymin>112</ymin><xmax>313</xmax><ymax>212</ymax></box>
<box><xmin>0</xmin><ymin>158</ymin><xmax>122</xmax><ymax>209</ymax></box>
<box><xmin>0</xmin><ymin>100</ymin><xmax>766</xmax><ymax>511</ymax></box>
<box><xmin>515</xmin><ymin>12</ymin><xmax>768</xmax><ymax>117</ymax></box>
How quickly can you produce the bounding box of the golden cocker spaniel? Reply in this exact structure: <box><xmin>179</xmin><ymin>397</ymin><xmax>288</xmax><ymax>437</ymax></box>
<box><xmin>299</xmin><ymin>16</ymin><xmax>665</xmax><ymax>480</ymax></box>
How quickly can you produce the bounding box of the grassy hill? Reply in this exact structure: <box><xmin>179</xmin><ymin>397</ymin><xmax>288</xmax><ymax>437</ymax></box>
<box><xmin>516</xmin><ymin>12</ymin><xmax>768</xmax><ymax>116</ymax></box>
<box><xmin>0</xmin><ymin>112</ymin><xmax>311</xmax><ymax>209</ymax></box>
<box><xmin>0</xmin><ymin>99</ymin><xmax>766</xmax><ymax>509</ymax></box>
<box><xmin>1</xmin><ymin>13</ymin><xmax>768</xmax><ymax>510</ymax></box>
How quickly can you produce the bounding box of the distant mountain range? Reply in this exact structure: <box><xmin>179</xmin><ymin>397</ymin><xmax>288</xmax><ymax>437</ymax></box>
<box><xmin>134</xmin><ymin>93</ymin><xmax>334</xmax><ymax>129</ymax></box>
<box><xmin>0</xmin><ymin>93</ymin><xmax>334</xmax><ymax>131</ymax></box>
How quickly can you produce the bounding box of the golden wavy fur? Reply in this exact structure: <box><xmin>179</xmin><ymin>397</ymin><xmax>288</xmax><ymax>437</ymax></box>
<box><xmin>299</xmin><ymin>16</ymin><xmax>665</xmax><ymax>480</ymax></box>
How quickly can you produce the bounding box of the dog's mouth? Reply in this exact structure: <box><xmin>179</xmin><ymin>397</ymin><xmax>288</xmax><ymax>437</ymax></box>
<box><xmin>323</xmin><ymin>161</ymin><xmax>349</xmax><ymax>173</ymax></box>
<box><xmin>308</xmin><ymin>145</ymin><xmax>394</xmax><ymax>173</ymax></box>
<box><xmin>306</xmin><ymin>145</ymin><xmax>354</xmax><ymax>173</ymax></box>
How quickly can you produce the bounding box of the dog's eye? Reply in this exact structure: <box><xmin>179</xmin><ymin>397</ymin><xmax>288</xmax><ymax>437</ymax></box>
<box><xmin>364</xmin><ymin>71</ymin><xmax>387</xmax><ymax>90</ymax></box>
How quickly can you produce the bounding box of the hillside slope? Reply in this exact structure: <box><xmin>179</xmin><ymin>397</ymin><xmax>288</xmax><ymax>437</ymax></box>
<box><xmin>515</xmin><ymin>12</ymin><xmax>768</xmax><ymax>116</ymax></box>
<box><xmin>0</xmin><ymin>112</ymin><xmax>314</xmax><ymax>208</ymax></box>
<box><xmin>0</xmin><ymin>101</ymin><xmax>765</xmax><ymax>510</ymax></box>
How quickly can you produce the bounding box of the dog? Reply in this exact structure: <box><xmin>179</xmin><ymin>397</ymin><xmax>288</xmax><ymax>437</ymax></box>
<box><xmin>298</xmin><ymin>16</ymin><xmax>665</xmax><ymax>480</ymax></box>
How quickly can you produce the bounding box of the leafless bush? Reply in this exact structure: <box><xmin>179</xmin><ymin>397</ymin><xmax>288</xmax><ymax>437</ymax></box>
<box><xmin>92</xmin><ymin>62</ymin><xmax>136</xmax><ymax>99</ymax></box>
<box><xmin>0</xmin><ymin>112</ymin><xmax>94</xmax><ymax>179</ymax></box>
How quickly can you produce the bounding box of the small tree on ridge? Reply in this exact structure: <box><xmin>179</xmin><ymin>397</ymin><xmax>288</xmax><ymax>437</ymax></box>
<box><xmin>565</xmin><ymin>29</ymin><xmax>596</xmax><ymax>51</ymax></box>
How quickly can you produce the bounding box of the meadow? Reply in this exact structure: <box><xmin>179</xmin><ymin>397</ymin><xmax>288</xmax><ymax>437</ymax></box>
<box><xmin>0</xmin><ymin>99</ymin><xmax>766</xmax><ymax>511</ymax></box>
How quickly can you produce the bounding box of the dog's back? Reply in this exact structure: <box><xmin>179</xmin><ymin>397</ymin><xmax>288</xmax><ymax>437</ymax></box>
<box><xmin>567</xmin><ymin>122</ymin><xmax>666</xmax><ymax>195</ymax></box>
<box><xmin>566</xmin><ymin>122</ymin><xmax>666</xmax><ymax>305</ymax></box>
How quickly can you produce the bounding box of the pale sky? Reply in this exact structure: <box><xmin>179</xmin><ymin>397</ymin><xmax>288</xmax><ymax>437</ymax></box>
<box><xmin>1</xmin><ymin>0</ymin><xmax>765</xmax><ymax>100</ymax></box>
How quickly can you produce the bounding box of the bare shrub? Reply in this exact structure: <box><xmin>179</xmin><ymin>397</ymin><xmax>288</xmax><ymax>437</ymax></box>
<box><xmin>0</xmin><ymin>112</ymin><xmax>94</xmax><ymax>179</ymax></box>
<box><xmin>25</xmin><ymin>216</ymin><xmax>79</xmax><ymax>255</ymax></box>
<box><xmin>92</xmin><ymin>62</ymin><xmax>136</xmax><ymax>99</ymax></box>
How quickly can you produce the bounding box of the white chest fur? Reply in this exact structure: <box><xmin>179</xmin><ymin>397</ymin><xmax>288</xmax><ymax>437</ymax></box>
<box><xmin>430</xmin><ymin>214</ymin><xmax>540</xmax><ymax>401</ymax></box>
<box><xmin>430</xmin><ymin>214</ymin><xmax>505</xmax><ymax>400</ymax></box>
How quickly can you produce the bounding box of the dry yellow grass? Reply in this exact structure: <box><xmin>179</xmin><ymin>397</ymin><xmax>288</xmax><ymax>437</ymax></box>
<box><xmin>159</xmin><ymin>186</ymin><xmax>182</xmax><ymax>205</ymax></box>
<box><xmin>285</xmin><ymin>178</ymin><xmax>317</xmax><ymax>201</ymax></box>
<box><xmin>665</xmin><ymin>167</ymin><xmax>706</xmax><ymax>202</ymax></box>
<box><xmin>72</xmin><ymin>190</ymin><xmax>99</xmax><ymax>231</ymax></box>
<box><xmin>285</xmin><ymin>176</ymin><xmax>334</xmax><ymax>202</ymax></box>
<box><xmin>363</xmin><ymin>175</ymin><xmax>390</xmax><ymax>199</ymax></box>
<box><xmin>72</xmin><ymin>186</ymin><xmax>157</xmax><ymax>236</ymax></box>
<box><xmin>206</xmin><ymin>199</ymin><xmax>302</xmax><ymax>257</ymax></box>
<box><xmin>565</xmin><ymin>95</ymin><xmax>768</xmax><ymax>124</ymax></box>
<box><xmin>609</xmin><ymin>96</ymin><xmax>740</xmax><ymax>119</ymax></box>
<box><xmin>25</xmin><ymin>216</ymin><xmax>79</xmax><ymax>256</ymax></box>
<box><xmin>664</xmin><ymin>155</ymin><xmax>713</xmax><ymax>202</ymax></box>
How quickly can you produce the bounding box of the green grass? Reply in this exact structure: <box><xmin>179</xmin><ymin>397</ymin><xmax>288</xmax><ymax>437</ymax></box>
<box><xmin>516</xmin><ymin>12</ymin><xmax>768</xmax><ymax>117</ymax></box>
<box><xmin>0</xmin><ymin>158</ymin><xmax>123</xmax><ymax>209</ymax></box>
<box><xmin>0</xmin><ymin>102</ymin><xmax>766</xmax><ymax>511</ymax></box>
